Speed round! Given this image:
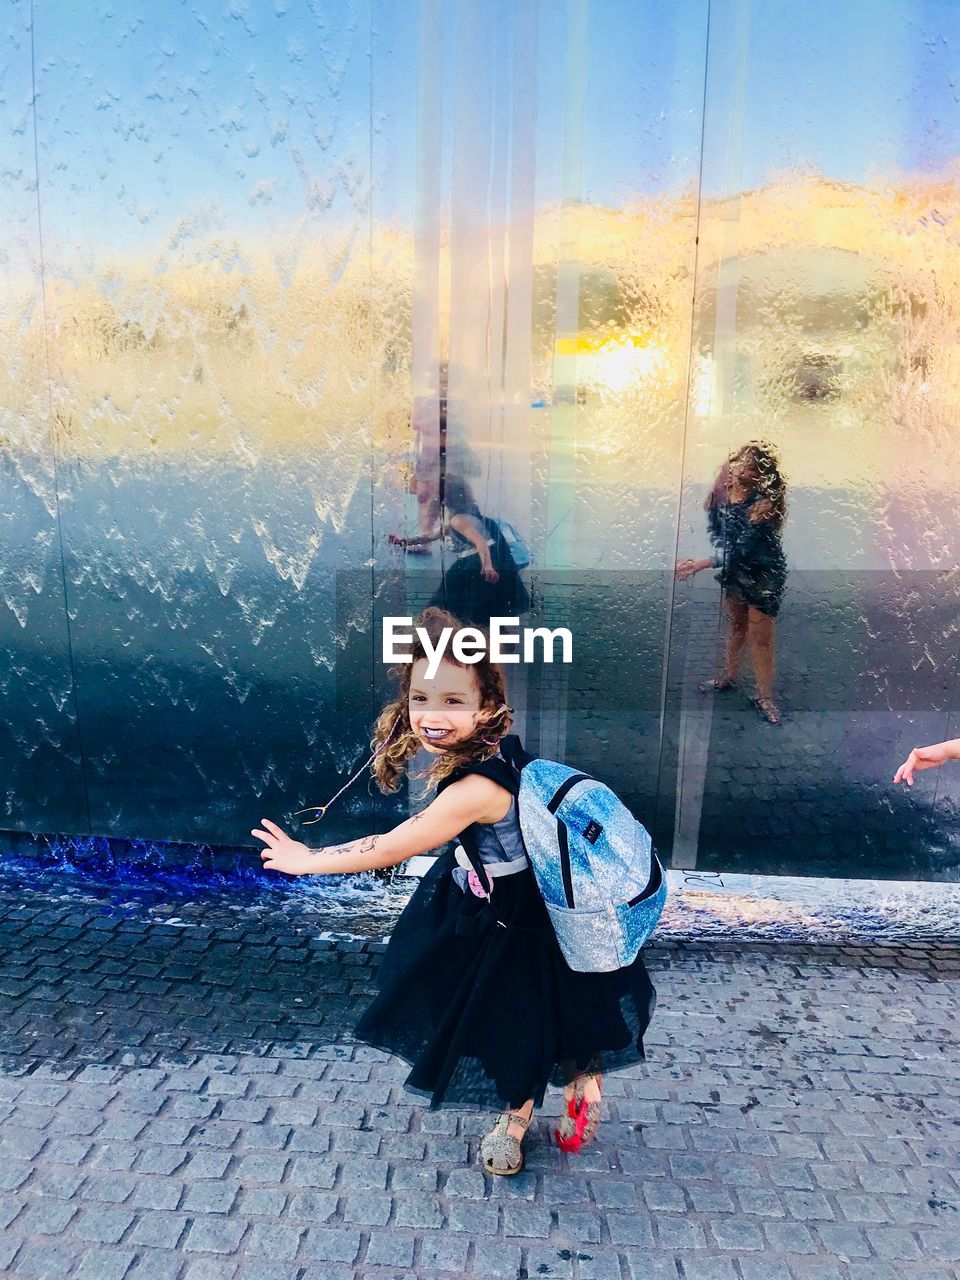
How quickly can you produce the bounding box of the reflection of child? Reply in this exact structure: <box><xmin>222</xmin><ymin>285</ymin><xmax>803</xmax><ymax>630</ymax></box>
<box><xmin>392</xmin><ymin>475</ymin><xmax>529</xmax><ymax>627</ymax></box>
<box><xmin>676</xmin><ymin>442</ymin><xmax>787</xmax><ymax>725</ymax></box>
<box><xmin>894</xmin><ymin>740</ymin><xmax>960</xmax><ymax>785</ymax></box>
<box><xmin>254</xmin><ymin>608</ymin><xmax>654</xmax><ymax>1176</ymax></box>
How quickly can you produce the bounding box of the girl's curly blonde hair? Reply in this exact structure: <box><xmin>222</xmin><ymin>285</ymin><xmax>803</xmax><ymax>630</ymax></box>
<box><xmin>706</xmin><ymin>440</ymin><xmax>787</xmax><ymax>530</ymax></box>
<box><xmin>370</xmin><ymin>607</ymin><xmax>513</xmax><ymax>794</ymax></box>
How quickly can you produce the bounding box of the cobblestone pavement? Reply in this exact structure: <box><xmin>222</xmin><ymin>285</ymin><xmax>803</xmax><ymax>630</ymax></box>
<box><xmin>1</xmin><ymin>875</ymin><xmax>959</xmax><ymax>1280</ymax></box>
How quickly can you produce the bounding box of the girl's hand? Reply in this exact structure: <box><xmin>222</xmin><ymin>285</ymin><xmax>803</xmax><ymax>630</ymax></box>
<box><xmin>481</xmin><ymin>561</ymin><xmax>500</xmax><ymax>583</ymax></box>
<box><xmin>253</xmin><ymin>819</ymin><xmax>317</xmax><ymax>876</ymax></box>
<box><xmin>675</xmin><ymin>558</ymin><xmax>710</xmax><ymax>582</ymax></box>
<box><xmin>894</xmin><ymin>742</ymin><xmax>959</xmax><ymax>786</ymax></box>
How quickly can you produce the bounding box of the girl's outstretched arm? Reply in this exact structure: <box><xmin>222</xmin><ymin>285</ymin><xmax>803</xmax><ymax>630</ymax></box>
<box><xmin>894</xmin><ymin>739</ymin><xmax>960</xmax><ymax>786</ymax></box>
<box><xmin>390</xmin><ymin>530</ymin><xmax>442</xmax><ymax>548</ymax></box>
<box><xmin>254</xmin><ymin>773</ymin><xmax>512</xmax><ymax>877</ymax></box>
<box><xmin>448</xmin><ymin>513</ymin><xmax>499</xmax><ymax>582</ymax></box>
<box><xmin>675</xmin><ymin>557</ymin><xmax>714</xmax><ymax>581</ymax></box>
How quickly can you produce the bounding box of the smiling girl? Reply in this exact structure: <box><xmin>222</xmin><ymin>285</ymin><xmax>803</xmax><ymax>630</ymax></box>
<box><xmin>254</xmin><ymin>607</ymin><xmax>655</xmax><ymax>1176</ymax></box>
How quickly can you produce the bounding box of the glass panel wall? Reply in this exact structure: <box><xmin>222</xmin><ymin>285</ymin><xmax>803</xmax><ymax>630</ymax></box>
<box><xmin>665</xmin><ymin>0</ymin><xmax>960</xmax><ymax>878</ymax></box>
<box><xmin>2</xmin><ymin>0</ymin><xmax>959</xmax><ymax>879</ymax></box>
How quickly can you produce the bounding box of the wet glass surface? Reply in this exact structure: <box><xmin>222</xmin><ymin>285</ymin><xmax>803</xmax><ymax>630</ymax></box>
<box><xmin>2</xmin><ymin>1</ymin><xmax>960</xmax><ymax>881</ymax></box>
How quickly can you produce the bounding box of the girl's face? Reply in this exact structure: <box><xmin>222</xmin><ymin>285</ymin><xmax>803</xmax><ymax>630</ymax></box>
<box><xmin>730</xmin><ymin>453</ymin><xmax>759</xmax><ymax>489</ymax></box>
<box><xmin>408</xmin><ymin>657</ymin><xmax>490</xmax><ymax>753</ymax></box>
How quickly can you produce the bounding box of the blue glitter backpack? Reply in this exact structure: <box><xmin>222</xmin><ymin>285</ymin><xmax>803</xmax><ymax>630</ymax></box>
<box><xmin>499</xmin><ymin>736</ymin><xmax>667</xmax><ymax>973</ymax></box>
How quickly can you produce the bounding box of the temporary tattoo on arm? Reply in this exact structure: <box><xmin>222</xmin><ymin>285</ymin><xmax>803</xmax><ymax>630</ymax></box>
<box><xmin>317</xmin><ymin>841</ymin><xmax>352</xmax><ymax>858</ymax></box>
<box><xmin>316</xmin><ymin>834</ymin><xmax>380</xmax><ymax>858</ymax></box>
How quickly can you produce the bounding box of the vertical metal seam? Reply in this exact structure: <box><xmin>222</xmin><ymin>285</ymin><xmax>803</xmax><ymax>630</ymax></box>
<box><xmin>368</xmin><ymin>0</ymin><xmax>377</xmax><ymax>767</ymax></box>
<box><xmin>653</xmin><ymin>0</ymin><xmax>714</xmax><ymax>849</ymax></box>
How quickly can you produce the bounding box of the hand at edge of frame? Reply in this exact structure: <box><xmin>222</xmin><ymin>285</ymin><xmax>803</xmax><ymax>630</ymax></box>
<box><xmin>893</xmin><ymin>742</ymin><xmax>955</xmax><ymax>787</ymax></box>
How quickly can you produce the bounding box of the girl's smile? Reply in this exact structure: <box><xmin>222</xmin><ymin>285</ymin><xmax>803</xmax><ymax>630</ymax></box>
<box><xmin>409</xmin><ymin>657</ymin><xmax>489</xmax><ymax>753</ymax></box>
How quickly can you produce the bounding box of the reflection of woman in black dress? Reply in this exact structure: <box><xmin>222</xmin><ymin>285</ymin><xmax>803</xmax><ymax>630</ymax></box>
<box><xmin>675</xmin><ymin>442</ymin><xmax>787</xmax><ymax>725</ymax></box>
<box><xmin>392</xmin><ymin>475</ymin><xmax>530</xmax><ymax>628</ymax></box>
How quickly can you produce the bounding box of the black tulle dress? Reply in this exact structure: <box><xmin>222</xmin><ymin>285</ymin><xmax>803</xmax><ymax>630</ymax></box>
<box><xmin>428</xmin><ymin>504</ymin><xmax>530</xmax><ymax>629</ymax></box>
<box><xmin>708</xmin><ymin>492</ymin><xmax>787</xmax><ymax>618</ymax></box>
<box><xmin>352</xmin><ymin>752</ymin><xmax>656</xmax><ymax>1111</ymax></box>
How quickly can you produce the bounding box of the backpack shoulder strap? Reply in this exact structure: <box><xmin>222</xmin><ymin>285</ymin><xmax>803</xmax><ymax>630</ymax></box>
<box><xmin>497</xmin><ymin>734</ymin><xmax>535</xmax><ymax>774</ymax></box>
<box><xmin>437</xmin><ymin>752</ymin><xmax>519</xmax><ymax>797</ymax></box>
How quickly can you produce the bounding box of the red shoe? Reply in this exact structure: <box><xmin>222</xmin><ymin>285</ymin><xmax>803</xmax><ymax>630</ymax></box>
<box><xmin>554</xmin><ymin>1075</ymin><xmax>602</xmax><ymax>1153</ymax></box>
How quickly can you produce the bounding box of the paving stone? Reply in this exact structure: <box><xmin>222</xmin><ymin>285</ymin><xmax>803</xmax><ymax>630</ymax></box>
<box><xmin>708</xmin><ymin>1216</ymin><xmax>765</xmax><ymax>1250</ymax></box>
<box><xmin>127</xmin><ymin>1177</ymin><xmax>185</xmax><ymax>1211</ymax></box>
<box><xmin>524</xmin><ymin>1246</ymin><xmax>575</xmax><ymax>1278</ymax></box>
<box><xmin>865</xmin><ymin>1226</ymin><xmax>924</xmax><ymax>1260</ymax></box>
<box><xmin>0</xmin><ymin>1194</ymin><xmax>24</xmax><ymax>1230</ymax></box>
<box><xmin>643</xmin><ymin>1179</ymin><xmax>687</xmax><ymax>1211</ymax></box>
<box><xmin>19</xmin><ymin>1196</ymin><xmax>79</xmax><ymax>1235</ymax></box>
<box><xmin>233</xmin><ymin>1153</ymin><xmax>288</xmax><ymax>1183</ymax></box>
<box><xmin>737</xmin><ymin>1262</ymin><xmax>793</xmax><ymax>1280</ymax></box>
<box><xmin>834</xmin><ymin>1191</ymin><xmax>890</xmax><ymax>1223</ymax></box>
<box><xmin>1</xmin><ymin>1127</ymin><xmax>48</xmax><ymax>1159</ymax></box>
<box><xmin>81</xmin><ymin>1173</ymin><xmax>137</xmax><ymax>1205</ymax></box>
<box><xmin>27</xmin><ymin>1167</ymin><xmax>83</xmax><ymax>1200</ymax></box>
<box><xmin>286</xmin><ymin>1154</ymin><xmax>338</xmax><ymax>1189</ymax></box>
<box><xmin>443</xmin><ymin>1167</ymin><xmax>486</xmax><ymax>1199</ymax></box>
<box><xmin>394</xmin><ymin>1193</ymin><xmax>445</xmax><ymax>1229</ymax></box>
<box><xmin>238</xmin><ymin>1187</ymin><xmax>287</xmax><ymax>1216</ymax></box>
<box><xmin>243</xmin><ymin>1223</ymin><xmax>303</xmax><ymax>1260</ymax></box>
<box><xmin>657</xmin><ymin>1216</ymin><xmax>707</xmax><ymax>1249</ymax></box>
<box><xmin>607</xmin><ymin>1212</ymin><xmax>656</xmax><ymax>1247</ymax></box>
<box><xmin>500</xmin><ymin>1203</ymin><xmax>551</xmax><ymax>1238</ymax></box>
<box><xmin>0</xmin><ymin>1159</ymin><xmax>31</xmax><ymax>1191</ymax></box>
<box><xmin>184</xmin><ymin>1151</ymin><xmax>233</xmax><ymax>1179</ymax></box>
<box><xmin>300</xmin><ymin>1227</ymin><xmax>362</xmax><ymax>1263</ymax></box>
<box><xmin>364</xmin><ymin>1230</ymin><xmax>417</xmax><ymax>1268</ymax></box>
<box><xmin>417</xmin><ymin>1234</ymin><xmax>471</xmax><ymax>1271</ymax></box>
<box><xmin>917</xmin><ymin>1228</ymin><xmax>960</xmax><ymax>1261</ymax></box>
<box><xmin>128</xmin><ymin>1211</ymin><xmax>190</xmax><ymax>1249</ymax></box>
<box><xmin>815</xmin><ymin>1224</ymin><xmax>872</xmax><ymax>1258</ymax></box>
<box><xmin>576</xmin><ymin>1252</ymin><xmax>621</xmax><ymax>1280</ymax></box>
<box><xmin>180</xmin><ymin>1262</ymin><xmax>237</xmax><ymax>1280</ymax></box>
<box><xmin>10</xmin><ymin>1241</ymin><xmax>87</xmax><ymax>1278</ymax></box>
<box><xmin>287</xmin><ymin>1191</ymin><xmax>338</xmax><ymax>1222</ymax></box>
<box><xmin>40</xmin><ymin>1138</ymin><xmax>94</xmax><ymax>1166</ymax></box>
<box><xmin>688</xmin><ymin>1185</ymin><xmax>736</xmax><ymax>1213</ymax></box>
<box><xmin>74</xmin><ymin>1250</ymin><xmax>138</xmax><ymax>1280</ymax></box>
<box><xmin>736</xmin><ymin>1188</ymin><xmax>785</xmax><ymax>1217</ymax></box>
<box><xmin>71</xmin><ymin>1206</ymin><xmax>137</xmax><ymax>1245</ymax></box>
<box><xmin>676</xmin><ymin>1259</ymin><xmax>739</xmax><ymax>1280</ymax></box>
<box><xmin>181</xmin><ymin>1180</ymin><xmax>240</xmax><ymax>1214</ymax></box>
<box><xmin>182</xmin><ymin>1218</ymin><xmax>247</xmax><ymax>1254</ymax></box>
<box><xmin>620</xmin><ymin>1250</ymin><xmax>680</xmax><ymax>1280</ymax></box>
<box><xmin>557</xmin><ymin>1209</ymin><xmax>603</xmax><ymax>1244</ymax></box>
<box><xmin>344</xmin><ymin>1191</ymin><xmax>392</xmax><ymax>1226</ymax></box>
<box><xmin>135</xmin><ymin>1147</ymin><xmax>189</xmax><ymax>1176</ymax></box>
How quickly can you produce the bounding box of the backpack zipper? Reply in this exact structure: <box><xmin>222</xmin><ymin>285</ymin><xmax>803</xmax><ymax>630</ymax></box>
<box><xmin>547</xmin><ymin>774</ymin><xmax>591</xmax><ymax>910</ymax></box>
<box><xmin>556</xmin><ymin>819</ymin><xmax>575</xmax><ymax>908</ymax></box>
<box><xmin>626</xmin><ymin>851</ymin><xmax>664</xmax><ymax>906</ymax></box>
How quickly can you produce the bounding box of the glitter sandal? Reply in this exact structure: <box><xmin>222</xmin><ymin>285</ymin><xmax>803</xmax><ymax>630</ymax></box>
<box><xmin>697</xmin><ymin>676</ymin><xmax>737</xmax><ymax>693</ymax></box>
<box><xmin>751</xmin><ymin>695</ymin><xmax>782</xmax><ymax>725</ymax></box>
<box><xmin>480</xmin><ymin>1110</ymin><xmax>531</xmax><ymax>1176</ymax></box>
<box><xmin>555</xmin><ymin>1074</ymin><xmax>602</xmax><ymax>1154</ymax></box>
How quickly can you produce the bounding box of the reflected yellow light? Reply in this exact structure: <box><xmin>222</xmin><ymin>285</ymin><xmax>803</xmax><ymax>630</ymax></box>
<box><xmin>555</xmin><ymin>330</ymin><xmax>668</xmax><ymax>393</ymax></box>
